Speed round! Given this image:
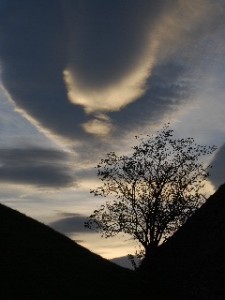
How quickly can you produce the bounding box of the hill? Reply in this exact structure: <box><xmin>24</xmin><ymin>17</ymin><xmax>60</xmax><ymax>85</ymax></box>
<box><xmin>3</xmin><ymin>183</ymin><xmax>225</xmax><ymax>300</ymax></box>
<box><xmin>143</xmin><ymin>183</ymin><xmax>225</xmax><ymax>300</ymax></box>
<box><xmin>110</xmin><ymin>255</ymin><xmax>140</xmax><ymax>270</ymax></box>
<box><xmin>0</xmin><ymin>203</ymin><xmax>145</xmax><ymax>300</ymax></box>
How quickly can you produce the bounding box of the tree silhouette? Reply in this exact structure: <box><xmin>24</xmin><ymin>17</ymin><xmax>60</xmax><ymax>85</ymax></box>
<box><xmin>85</xmin><ymin>124</ymin><xmax>217</xmax><ymax>266</ymax></box>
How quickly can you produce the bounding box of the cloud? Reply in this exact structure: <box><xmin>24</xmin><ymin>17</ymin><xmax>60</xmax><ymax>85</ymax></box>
<box><xmin>63</xmin><ymin>66</ymin><xmax>149</xmax><ymax>114</ymax></box>
<box><xmin>81</xmin><ymin>114</ymin><xmax>114</xmax><ymax>137</ymax></box>
<box><xmin>63</xmin><ymin>0</ymin><xmax>215</xmax><ymax>116</ymax></box>
<box><xmin>66</xmin><ymin>0</ymin><xmax>222</xmax><ymax>104</ymax></box>
<box><xmin>0</xmin><ymin>0</ymin><xmax>88</xmax><ymax>141</ymax></box>
<box><xmin>0</xmin><ymin>0</ymin><xmax>224</xmax><ymax>144</ymax></box>
<box><xmin>62</xmin><ymin>0</ymin><xmax>164</xmax><ymax>89</ymax></box>
<box><xmin>0</xmin><ymin>148</ymin><xmax>75</xmax><ymax>187</ymax></box>
<box><xmin>49</xmin><ymin>212</ymin><xmax>89</xmax><ymax>235</ymax></box>
<box><xmin>209</xmin><ymin>144</ymin><xmax>225</xmax><ymax>189</ymax></box>
<box><xmin>108</xmin><ymin>61</ymin><xmax>194</xmax><ymax>133</ymax></box>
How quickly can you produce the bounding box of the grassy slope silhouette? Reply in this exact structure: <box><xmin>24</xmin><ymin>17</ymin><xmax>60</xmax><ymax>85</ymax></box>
<box><xmin>0</xmin><ymin>203</ymin><xmax>145</xmax><ymax>300</ymax></box>
<box><xmin>145</xmin><ymin>183</ymin><xmax>225</xmax><ymax>300</ymax></box>
<box><xmin>2</xmin><ymin>184</ymin><xmax>225</xmax><ymax>299</ymax></box>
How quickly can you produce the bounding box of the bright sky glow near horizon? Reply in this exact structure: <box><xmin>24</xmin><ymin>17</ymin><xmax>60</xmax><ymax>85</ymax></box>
<box><xmin>1</xmin><ymin>0</ymin><xmax>225</xmax><ymax>261</ymax></box>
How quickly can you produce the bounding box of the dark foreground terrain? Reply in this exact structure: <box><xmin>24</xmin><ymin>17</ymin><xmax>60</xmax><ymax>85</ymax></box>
<box><xmin>1</xmin><ymin>183</ymin><xmax>225</xmax><ymax>300</ymax></box>
<box><xmin>0</xmin><ymin>203</ymin><xmax>145</xmax><ymax>300</ymax></box>
<box><xmin>143</xmin><ymin>183</ymin><xmax>225</xmax><ymax>300</ymax></box>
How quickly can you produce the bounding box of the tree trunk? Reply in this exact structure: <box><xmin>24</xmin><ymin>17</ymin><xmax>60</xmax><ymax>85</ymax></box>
<box><xmin>139</xmin><ymin>241</ymin><xmax>159</xmax><ymax>270</ymax></box>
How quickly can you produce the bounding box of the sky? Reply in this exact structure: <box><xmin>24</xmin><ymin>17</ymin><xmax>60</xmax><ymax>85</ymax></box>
<box><xmin>0</xmin><ymin>0</ymin><xmax>225</xmax><ymax>262</ymax></box>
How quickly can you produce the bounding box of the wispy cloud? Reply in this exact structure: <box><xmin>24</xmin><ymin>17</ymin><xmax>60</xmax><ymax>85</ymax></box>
<box><xmin>0</xmin><ymin>0</ymin><xmax>225</xmax><ymax>167</ymax></box>
<box><xmin>0</xmin><ymin>148</ymin><xmax>75</xmax><ymax>187</ymax></box>
<box><xmin>49</xmin><ymin>212</ymin><xmax>89</xmax><ymax>235</ymax></box>
<box><xmin>0</xmin><ymin>0</ymin><xmax>223</xmax><ymax>143</ymax></box>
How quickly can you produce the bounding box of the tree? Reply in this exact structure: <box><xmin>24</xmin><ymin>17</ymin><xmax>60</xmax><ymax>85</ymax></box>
<box><xmin>85</xmin><ymin>124</ymin><xmax>217</xmax><ymax>266</ymax></box>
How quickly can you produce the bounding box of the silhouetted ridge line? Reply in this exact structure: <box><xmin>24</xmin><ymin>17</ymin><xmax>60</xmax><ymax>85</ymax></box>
<box><xmin>144</xmin><ymin>183</ymin><xmax>225</xmax><ymax>300</ymax></box>
<box><xmin>0</xmin><ymin>203</ymin><xmax>144</xmax><ymax>300</ymax></box>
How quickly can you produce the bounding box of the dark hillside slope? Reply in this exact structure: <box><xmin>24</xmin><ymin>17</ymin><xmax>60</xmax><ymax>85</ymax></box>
<box><xmin>145</xmin><ymin>183</ymin><xmax>225</xmax><ymax>300</ymax></box>
<box><xmin>0</xmin><ymin>203</ymin><xmax>144</xmax><ymax>300</ymax></box>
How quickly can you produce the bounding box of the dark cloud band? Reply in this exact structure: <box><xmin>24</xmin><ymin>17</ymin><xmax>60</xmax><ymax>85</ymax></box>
<box><xmin>0</xmin><ymin>0</ymin><xmax>224</xmax><ymax>143</ymax></box>
<box><xmin>0</xmin><ymin>148</ymin><xmax>74</xmax><ymax>187</ymax></box>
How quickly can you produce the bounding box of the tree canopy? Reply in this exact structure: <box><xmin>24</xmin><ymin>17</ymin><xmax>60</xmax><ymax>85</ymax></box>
<box><xmin>85</xmin><ymin>124</ymin><xmax>217</xmax><ymax>265</ymax></box>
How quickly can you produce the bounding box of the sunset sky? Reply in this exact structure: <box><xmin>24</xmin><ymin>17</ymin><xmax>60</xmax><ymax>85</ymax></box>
<box><xmin>0</xmin><ymin>0</ymin><xmax>225</xmax><ymax>260</ymax></box>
